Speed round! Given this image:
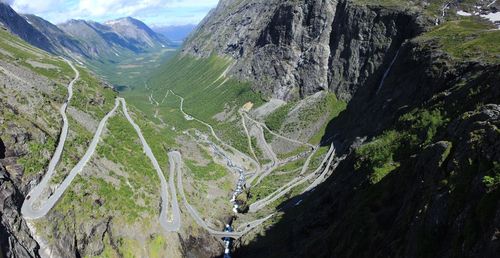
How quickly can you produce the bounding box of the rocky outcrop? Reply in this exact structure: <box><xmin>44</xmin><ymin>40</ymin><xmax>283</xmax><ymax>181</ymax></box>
<box><xmin>180</xmin><ymin>231</ymin><xmax>222</xmax><ymax>258</ymax></box>
<box><xmin>0</xmin><ymin>164</ymin><xmax>40</xmax><ymax>258</ymax></box>
<box><xmin>0</xmin><ymin>138</ymin><xmax>5</xmax><ymax>159</ymax></box>
<box><xmin>182</xmin><ymin>0</ymin><xmax>425</xmax><ymax>100</ymax></box>
<box><xmin>0</xmin><ymin>119</ymin><xmax>47</xmax><ymax>258</ymax></box>
<box><xmin>37</xmin><ymin>211</ymin><xmax>111</xmax><ymax>258</ymax></box>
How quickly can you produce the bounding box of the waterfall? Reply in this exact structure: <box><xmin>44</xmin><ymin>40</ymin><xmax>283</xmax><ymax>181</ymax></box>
<box><xmin>376</xmin><ymin>48</ymin><xmax>400</xmax><ymax>95</ymax></box>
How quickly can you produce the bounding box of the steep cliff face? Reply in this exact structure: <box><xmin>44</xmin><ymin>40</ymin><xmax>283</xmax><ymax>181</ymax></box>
<box><xmin>181</xmin><ymin>0</ymin><xmax>500</xmax><ymax>257</ymax></box>
<box><xmin>0</xmin><ymin>3</ymin><xmax>55</xmax><ymax>53</ymax></box>
<box><xmin>326</xmin><ymin>2</ymin><xmax>424</xmax><ymax>100</ymax></box>
<box><xmin>236</xmin><ymin>32</ymin><xmax>500</xmax><ymax>258</ymax></box>
<box><xmin>22</xmin><ymin>15</ymin><xmax>89</xmax><ymax>58</ymax></box>
<box><xmin>0</xmin><ymin>164</ymin><xmax>40</xmax><ymax>258</ymax></box>
<box><xmin>183</xmin><ymin>0</ymin><xmax>425</xmax><ymax>100</ymax></box>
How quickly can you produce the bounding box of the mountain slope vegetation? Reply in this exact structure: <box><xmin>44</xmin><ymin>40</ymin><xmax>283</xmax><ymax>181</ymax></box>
<box><xmin>0</xmin><ymin>19</ymin><xmax>218</xmax><ymax>257</ymax></box>
<box><xmin>1</xmin><ymin>0</ymin><xmax>499</xmax><ymax>257</ymax></box>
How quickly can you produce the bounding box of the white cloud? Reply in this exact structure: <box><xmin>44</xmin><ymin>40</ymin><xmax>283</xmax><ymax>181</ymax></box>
<box><xmin>77</xmin><ymin>0</ymin><xmax>218</xmax><ymax>17</ymax></box>
<box><xmin>1</xmin><ymin>0</ymin><xmax>15</xmax><ymax>5</ymax></box>
<box><xmin>11</xmin><ymin>0</ymin><xmax>66</xmax><ymax>13</ymax></box>
<box><xmin>10</xmin><ymin>0</ymin><xmax>219</xmax><ymax>26</ymax></box>
<box><xmin>78</xmin><ymin>0</ymin><xmax>157</xmax><ymax>17</ymax></box>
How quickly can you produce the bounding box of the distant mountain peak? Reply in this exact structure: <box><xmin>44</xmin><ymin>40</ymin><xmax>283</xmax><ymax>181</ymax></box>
<box><xmin>105</xmin><ymin>16</ymin><xmax>142</xmax><ymax>26</ymax></box>
<box><xmin>103</xmin><ymin>16</ymin><xmax>172</xmax><ymax>48</ymax></box>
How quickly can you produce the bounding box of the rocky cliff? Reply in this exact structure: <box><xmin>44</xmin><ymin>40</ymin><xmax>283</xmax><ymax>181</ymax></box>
<box><xmin>181</xmin><ymin>0</ymin><xmax>500</xmax><ymax>257</ymax></box>
<box><xmin>182</xmin><ymin>0</ymin><xmax>426</xmax><ymax>100</ymax></box>
<box><xmin>0</xmin><ymin>164</ymin><xmax>39</xmax><ymax>258</ymax></box>
<box><xmin>236</xmin><ymin>37</ymin><xmax>500</xmax><ymax>257</ymax></box>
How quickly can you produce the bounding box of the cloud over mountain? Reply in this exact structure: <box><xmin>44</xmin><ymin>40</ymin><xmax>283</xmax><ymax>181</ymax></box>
<box><xmin>9</xmin><ymin>0</ymin><xmax>218</xmax><ymax>26</ymax></box>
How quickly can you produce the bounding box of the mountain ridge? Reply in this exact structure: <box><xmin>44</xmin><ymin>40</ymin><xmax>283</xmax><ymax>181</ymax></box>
<box><xmin>0</xmin><ymin>3</ymin><xmax>173</xmax><ymax>60</ymax></box>
<box><xmin>104</xmin><ymin>16</ymin><xmax>172</xmax><ymax>48</ymax></box>
<box><xmin>0</xmin><ymin>3</ymin><xmax>55</xmax><ymax>53</ymax></box>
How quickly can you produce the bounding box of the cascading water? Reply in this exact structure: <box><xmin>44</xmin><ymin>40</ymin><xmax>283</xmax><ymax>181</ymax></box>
<box><xmin>376</xmin><ymin>48</ymin><xmax>400</xmax><ymax>95</ymax></box>
<box><xmin>207</xmin><ymin>140</ymin><xmax>247</xmax><ymax>257</ymax></box>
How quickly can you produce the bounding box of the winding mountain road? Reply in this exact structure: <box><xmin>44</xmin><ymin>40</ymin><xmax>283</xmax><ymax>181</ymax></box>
<box><xmin>22</xmin><ymin>87</ymin><xmax>120</xmax><ymax>219</ymax></box>
<box><xmin>240</xmin><ymin>111</ymin><xmax>260</xmax><ymax>165</ymax></box>
<box><xmin>22</xmin><ymin>66</ymin><xmax>337</xmax><ymax>242</ymax></box>
<box><xmin>250</xmin><ymin>119</ymin><xmax>279</xmax><ymax>186</ymax></box>
<box><xmin>242</xmin><ymin>111</ymin><xmax>315</xmax><ymax>186</ymax></box>
<box><xmin>170</xmin><ymin>90</ymin><xmax>260</xmax><ymax>175</ymax></box>
<box><xmin>120</xmin><ymin>98</ymin><xmax>180</xmax><ymax>232</ymax></box>
<box><xmin>168</xmin><ymin>90</ymin><xmax>341</xmax><ymax>217</ymax></box>
<box><xmin>243</xmin><ymin>112</ymin><xmax>315</xmax><ymax>149</ymax></box>
<box><xmin>170</xmin><ymin>151</ymin><xmax>273</xmax><ymax>238</ymax></box>
<box><xmin>22</xmin><ymin>59</ymin><xmax>81</xmax><ymax>219</ymax></box>
<box><xmin>23</xmin><ymin>97</ymin><xmax>182</xmax><ymax>231</ymax></box>
<box><xmin>22</xmin><ymin>99</ymin><xmax>119</xmax><ymax>219</ymax></box>
<box><xmin>249</xmin><ymin>144</ymin><xmax>336</xmax><ymax>213</ymax></box>
<box><xmin>22</xmin><ymin>60</ymin><xmax>181</xmax><ymax>231</ymax></box>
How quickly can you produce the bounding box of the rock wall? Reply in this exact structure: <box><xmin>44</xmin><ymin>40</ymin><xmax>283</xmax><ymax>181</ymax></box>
<box><xmin>235</xmin><ymin>36</ymin><xmax>500</xmax><ymax>258</ymax></box>
<box><xmin>182</xmin><ymin>0</ymin><xmax>425</xmax><ymax>101</ymax></box>
<box><xmin>0</xmin><ymin>164</ymin><xmax>40</xmax><ymax>258</ymax></box>
<box><xmin>326</xmin><ymin>2</ymin><xmax>423</xmax><ymax>100</ymax></box>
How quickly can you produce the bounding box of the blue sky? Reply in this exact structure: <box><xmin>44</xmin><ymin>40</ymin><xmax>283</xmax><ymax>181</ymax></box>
<box><xmin>8</xmin><ymin>0</ymin><xmax>219</xmax><ymax>26</ymax></box>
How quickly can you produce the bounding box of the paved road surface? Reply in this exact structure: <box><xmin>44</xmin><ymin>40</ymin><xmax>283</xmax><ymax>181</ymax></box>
<box><xmin>249</xmin><ymin>144</ymin><xmax>336</xmax><ymax>213</ymax></box>
<box><xmin>22</xmin><ymin>98</ymin><xmax>120</xmax><ymax>219</ymax></box>
<box><xmin>21</xmin><ymin>74</ymin><xmax>306</xmax><ymax>240</ymax></box>
<box><xmin>170</xmin><ymin>90</ymin><xmax>260</xmax><ymax>172</ymax></box>
<box><xmin>22</xmin><ymin>87</ymin><xmax>182</xmax><ymax>232</ymax></box>
<box><xmin>22</xmin><ymin>60</ymin><xmax>80</xmax><ymax>219</ymax></box>
<box><xmin>120</xmin><ymin>98</ymin><xmax>180</xmax><ymax>232</ymax></box>
<box><xmin>243</xmin><ymin>113</ymin><xmax>315</xmax><ymax>148</ymax></box>
<box><xmin>240</xmin><ymin>111</ymin><xmax>260</xmax><ymax>166</ymax></box>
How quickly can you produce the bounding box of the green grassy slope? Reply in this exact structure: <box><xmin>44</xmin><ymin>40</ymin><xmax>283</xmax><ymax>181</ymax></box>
<box><xmin>85</xmin><ymin>47</ymin><xmax>177</xmax><ymax>92</ymax></box>
<box><xmin>144</xmin><ymin>54</ymin><xmax>264</xmax><ymax>122</ymax></box>
<box><xmin>418</xmin><ymin>17</ymin><xmax>500</xmax><ymax>63</ymax></box>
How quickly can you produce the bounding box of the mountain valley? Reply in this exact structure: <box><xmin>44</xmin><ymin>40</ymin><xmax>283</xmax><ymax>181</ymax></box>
<box><xmin>0</xmin><ymin>0</ymin><xmax>499</xmax><ymax>257</ymax></box>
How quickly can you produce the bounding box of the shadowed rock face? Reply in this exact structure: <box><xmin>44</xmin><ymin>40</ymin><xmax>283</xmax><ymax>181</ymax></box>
<box><xmin>0</xmin><ymin>164</ymin><xmax>40</xmax><ymax>258</ymax></box>
<box><xmin>0</xmin><ymin>138</ymin><xmax>5</xmax><ymax>159</ymax></box>
<box><xmin>180</xmin><ymin>1</ymin><xmax>500</xmax><ymax>257</ymax></box>
<box><xmin>0</xmin><ymin>3</ymin><xmax>55</xmax><ymax>53</ymax></box>
<box><xmin>235</xmin><ymin>46</ymin><xmax>500</xmax><ymax>258</ymax></box>
<box><xmin>182</xmin><ymin>0</ymin><xmax>425</xmax><ymax>101</ymax></box>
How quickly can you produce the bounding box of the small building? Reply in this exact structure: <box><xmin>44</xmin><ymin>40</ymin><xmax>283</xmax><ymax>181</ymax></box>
<box><xmin>242</xmin><ymin>102</ymin><xmax>253</xmax><ymax>111</ymax></box>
